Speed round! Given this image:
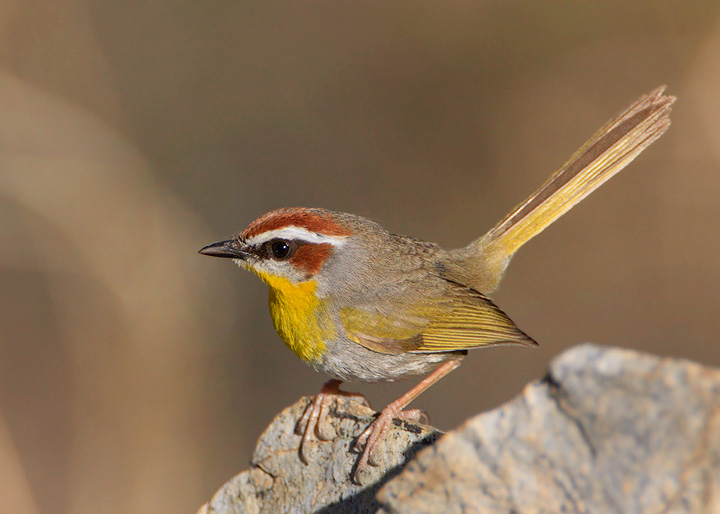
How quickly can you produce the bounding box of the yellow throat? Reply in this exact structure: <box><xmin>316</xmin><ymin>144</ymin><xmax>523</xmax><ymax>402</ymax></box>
<box><xmin>251</xmin><ymin>270</ymin><xmax>330</xmax><ymax>363</ymax></box>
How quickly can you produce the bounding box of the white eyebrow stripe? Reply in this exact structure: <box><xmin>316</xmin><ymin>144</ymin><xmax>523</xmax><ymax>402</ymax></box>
<box><xmin>245</xmin><ymin>226</ymin><xmax>348</xmax><ymax>247</ymax></box>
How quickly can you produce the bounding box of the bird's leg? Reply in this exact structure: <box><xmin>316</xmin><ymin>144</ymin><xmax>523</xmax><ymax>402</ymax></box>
<box><xmin>296</xmin><ymin>379</ymin><xmax>369</xmax><ymax>464</ymax></box>
<box><xmin>353</xmin><ymin>359</ymin><xmax>461</xmax><ymax>481</ymax></box>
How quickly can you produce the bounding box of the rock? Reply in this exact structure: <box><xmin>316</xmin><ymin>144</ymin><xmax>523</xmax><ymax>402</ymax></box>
<box><xmin>198</xmin><ymin>344</ymin><xmax>720</xmax><ymax>514</ymax></box>
<box><xmin>377</xmin><ymin>344</ymin><xmax>720</xmax><ymax>514</ymax></box>
<box><xmin>197</xmin><ymin>395</ymin><xmax>440</xmax><ymax>514</ymax></box>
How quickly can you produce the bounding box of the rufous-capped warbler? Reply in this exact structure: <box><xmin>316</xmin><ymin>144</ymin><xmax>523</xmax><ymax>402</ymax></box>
<box><xmin>200</xmin><ymin>87</ymin><xmax>674</xmax><ymax>482</ymax></box>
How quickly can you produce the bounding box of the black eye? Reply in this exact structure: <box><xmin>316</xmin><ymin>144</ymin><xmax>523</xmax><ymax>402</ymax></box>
<box><xmin>269</xmin><ymin>239</ymin><xmax>293</xmax><ymax>260</ymax></box>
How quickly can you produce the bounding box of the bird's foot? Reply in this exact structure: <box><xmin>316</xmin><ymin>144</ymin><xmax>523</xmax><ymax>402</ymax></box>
<box><xmin>352</xmin><ymin>402</ymin><xmax>428</xmax><ymax>483</ymax></box>
<box><xmin>295</xmin><ymin>379</ymin><xmax>369</xmax><ymax>464</ymax></box>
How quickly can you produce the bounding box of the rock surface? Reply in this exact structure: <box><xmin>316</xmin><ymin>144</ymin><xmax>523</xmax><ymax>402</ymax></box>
<box><xmin>197</xmin><ymin>395</ymin><xmax>440</xmax><ymax>514</ymax></box>
<box><xmin>198</xmin><ymin>344</ymin><xmax>720</xmax><ymax>514</ymax></box>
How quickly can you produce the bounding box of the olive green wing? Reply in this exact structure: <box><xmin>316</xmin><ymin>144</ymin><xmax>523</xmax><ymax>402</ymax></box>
<box><xmin>339</xmin><ymin>286</ymin><xmax>536</xmax><ymax>355</ymax></box>
<box><xmin>338</xmin><ymin>305</ymin><xmax>429</xmax><ymax>355</ymax></box>
<box><xmin>413</xmin><ymin>290</ymin><xmax>537</xmax><ymax>353</ymax></box>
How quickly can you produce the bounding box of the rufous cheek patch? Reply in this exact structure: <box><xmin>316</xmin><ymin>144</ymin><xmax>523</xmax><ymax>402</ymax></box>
<box><xmin>291</xmin><ymin>243</ymin><xmax>333</xmax><ymax>276</ymax></box>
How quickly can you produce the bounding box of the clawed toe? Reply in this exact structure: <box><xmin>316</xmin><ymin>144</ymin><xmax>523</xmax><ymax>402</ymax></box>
<box><xmin>297</xmin><ymin>379</ymin><xmax>370</xmax><ymax>464</ymax></box>
<box><xmin>352</xmin><ymin>403</ymin><xmax>433</xmax><ymax>482</ymax></box>
<box><xmin>352</xmin><ymin>407</ymin><xmax>397</xmax><ymax>481</ymax></box>
<box><xmin>315</xmin><ymin>412</ymin><xmax>336</xmax><ymax>441</ymax></box>
<box><xmin>397</xmin><ymin>408</ymin><xmax>429</xmax><ymax>425</ymax></box>
<box><xmin>297</xmin><ymin>377</ymin><xmax>435</xmax><ymax>484</ymax></box>
<box><xmin>297</xmin><ymin>391</ymin><xmax>332</xmax><ymax>463</ymax></box>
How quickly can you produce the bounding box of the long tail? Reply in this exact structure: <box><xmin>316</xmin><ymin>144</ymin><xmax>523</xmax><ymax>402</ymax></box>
<box><xmin>447</xmin><ymin>87</ymin><xmax>675</xmax><ymax>293</ymax></box>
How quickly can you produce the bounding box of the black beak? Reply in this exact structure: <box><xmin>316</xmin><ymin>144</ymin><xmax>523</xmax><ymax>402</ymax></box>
<box><xmin>199</xmin><ymin>238</ymin><xmax>249</xmax><ymax>259</ymax></box>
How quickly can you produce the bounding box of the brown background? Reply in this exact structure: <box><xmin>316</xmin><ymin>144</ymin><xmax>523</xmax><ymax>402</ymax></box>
<box><xmin>1</xmin><ymin>2</ymin><xmax>719</xmax><ymax>513</ymax></box>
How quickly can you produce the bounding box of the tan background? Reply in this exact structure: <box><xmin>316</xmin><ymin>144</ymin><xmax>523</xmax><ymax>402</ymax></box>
<box><xmin>1</xmin><ymin>2</ymin><xmax>719</xmax><ymax>513</ymax></box>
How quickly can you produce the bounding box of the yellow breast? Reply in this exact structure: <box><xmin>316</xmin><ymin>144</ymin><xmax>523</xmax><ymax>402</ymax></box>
<box><xmin>253</xmin><ymin>271</ymin><xmax>331</xmax><ymax>363</ymax></box>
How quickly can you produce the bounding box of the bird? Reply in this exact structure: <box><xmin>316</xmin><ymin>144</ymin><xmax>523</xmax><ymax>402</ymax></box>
<box><xmin>200</xmin><ymin>87</ymin><xmax>674</xmax><ymax>482</ymax></box>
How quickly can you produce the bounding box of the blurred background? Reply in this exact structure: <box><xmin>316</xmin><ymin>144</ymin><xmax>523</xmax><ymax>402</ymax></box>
<box><xmin>1</xmin><ymin>1</ymin><xmax>719</xmax><ymax>513</ymax></box>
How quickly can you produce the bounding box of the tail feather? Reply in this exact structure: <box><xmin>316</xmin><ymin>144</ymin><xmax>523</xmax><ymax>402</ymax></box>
<box><xmin>446</xmin><ymin>87</ymin><xmax>674</xmax><ymax>293</ymax></box>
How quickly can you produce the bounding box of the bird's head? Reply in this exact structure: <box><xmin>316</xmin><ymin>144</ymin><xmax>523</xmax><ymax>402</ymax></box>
<box><xmin>199</xmin><ymin>207</ymin><xmax>353</xmax><ymax>287</ymax></box>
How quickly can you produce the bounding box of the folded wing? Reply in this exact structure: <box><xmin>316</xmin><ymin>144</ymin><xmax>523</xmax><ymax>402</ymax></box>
<box><xmin>339</xmin><ymin>283</ymin><xmax>536</xmax><ymax>355</ymax></box>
